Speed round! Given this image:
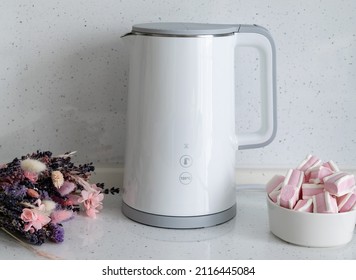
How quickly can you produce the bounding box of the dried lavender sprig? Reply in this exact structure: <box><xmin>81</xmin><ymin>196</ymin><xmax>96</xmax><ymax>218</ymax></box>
<box><xmin>0</xmin><ymin>158</ymin><xmax>24</xmax><ymax>183</ymax></box>
<box><xmin>102</xmin><ymin>186</ymin><xmax>120</xmax><ymax>195</ymax></box>
<box><xmin>0</xmin><ymin>212</ymin><xmax>45</xmax><ymax>245</ymax></box>
<box><xmin>0</xmin><ymin>193</ymin><xmax>25</xmax><ymax>213</ymax></box>
<box><xmin>47</xmin><ymin>223</ymin><xmax>64</xmax><ymax>243</ymax></box>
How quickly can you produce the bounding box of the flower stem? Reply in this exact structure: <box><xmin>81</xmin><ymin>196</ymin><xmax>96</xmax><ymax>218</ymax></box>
<box><xmin>1</xmin><ymin>227</ymin><xmax>62</xmax><ymax>260</ymax></box>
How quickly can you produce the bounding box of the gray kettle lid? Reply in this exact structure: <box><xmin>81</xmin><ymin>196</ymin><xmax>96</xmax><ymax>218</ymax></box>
<box><xmin>131</xmin><ymin>22</ymin><xmax>240</xmax><ymax>36</ymax></box>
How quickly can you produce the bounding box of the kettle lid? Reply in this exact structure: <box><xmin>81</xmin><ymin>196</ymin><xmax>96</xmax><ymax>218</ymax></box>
<box><xmin>131</xmin><ymin>22</ymin><xmax>240</xmax><ymax>36</ymax></box>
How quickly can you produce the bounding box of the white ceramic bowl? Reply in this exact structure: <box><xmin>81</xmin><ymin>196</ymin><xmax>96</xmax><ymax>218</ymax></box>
<box><xmin>267</xmin><ymin>196</ymin><xmax>356</xmax><ymax>247</ymax></box>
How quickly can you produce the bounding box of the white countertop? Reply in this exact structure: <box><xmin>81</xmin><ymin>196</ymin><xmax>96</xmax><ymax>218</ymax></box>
<box><xmin>1</xmin><ymin>185</ymin><xmax>356</xmax><ymax>260</ymax></box>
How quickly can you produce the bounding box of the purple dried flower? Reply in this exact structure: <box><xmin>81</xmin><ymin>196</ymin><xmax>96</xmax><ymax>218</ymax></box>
<box><xmin>25</xmin><ymin>228</ymin><xmax>47</xmax><ymax>245</ymax></box>
<box><xmin>47</xmin><ymin>223</ymin><xmax>64</xmax><ymax>243</ymax></box>
<box><xmin>0</xmin><ymin>192</ymin><xmax>24</xmax><ymax>213</ymax></box>
<box><xmin>3</xmin><ymin>184</ymin><xmax>27</xmax><ymax>199</ymax></box>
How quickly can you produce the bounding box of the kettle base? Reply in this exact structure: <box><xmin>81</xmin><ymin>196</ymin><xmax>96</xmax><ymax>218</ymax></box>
<box><xmin>121</xmin><ymin>202</ymin><xmax>236</xmax><ymax>229</ymax></box>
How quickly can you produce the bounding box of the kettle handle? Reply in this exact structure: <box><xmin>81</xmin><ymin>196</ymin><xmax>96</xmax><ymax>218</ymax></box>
<box><xmin>235</xmin><ymin>25</ymin><xmax>277</xmax><ymax>150</ymax></box>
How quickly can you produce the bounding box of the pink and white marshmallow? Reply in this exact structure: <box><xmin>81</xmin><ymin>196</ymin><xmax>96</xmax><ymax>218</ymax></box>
<box><xmin>323</xmin><ymin>172</ymin><xmax>355</xmax><ymax>197</ymax></box>
<box><xmin>266</xmin><ymin>174</ymin><xmax>285</xmax><ymax>194</ymax></box>
<box><xmin>301</xmin><ymin>183</ymin><xmax>325</xmax><ymax>199</ymax></box>
<box><xmin>283</xmin><ymin>168</ymin><xmax>304</xmax><ymax>188</ymax></box>
<box><xmin>266</xmin><ymin>175</ymin><xmax>285</xmax><ymax>203</ymax></box>
<box><xmin>337</xmin><ymin>190</ymin><xmax>356</xmax><ymax>212</ymax></box>
<box><xmin>277</xmin><ymin>169</ymin><xmax>304</xmax><ymax>209</ymax></box>
<box><xmin>322</xmin><ymin>160</ymin><xmax>340</xmax><ymax>172</ymax></box>
<box><xmin>312</xmin><ymin>191</ymin><xmax>338</xmax><ymax>213</ymax></box>
<box><xmin>269</xmin><ymin>186</ymin><xmax>282</xmax><ymax>203</ymax></box>
<box><xmin>278</xmin><ymin>184</ymin><xmax>299</xmax><ymax>209</ymax></box>
<box><xmin>308</xmin><ymin>166</ymin><xmax>334</xmax><ymax>184</ymax></box>
<box><xmin>294</xmin><ymin>198</ymin><xmax>313</xmax><ymax>212</ymax></box>
<box><xmin>297</xmin><ymin>154</ymin><xmax>322</xmax><ymax>175</ymax></box>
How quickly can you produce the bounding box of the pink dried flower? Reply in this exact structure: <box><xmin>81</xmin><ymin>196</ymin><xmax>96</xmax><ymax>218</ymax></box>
<box><xmin>65</xmin><ymin>194</ymin><xmax>81</xmax><ymax>205</ymax></box>
<box><xmin>78</xmin><ymin>184</ymin><xmax>104</xmax><ymax>218</ymax></box>
<box><xmin>20</xmin><ymin>208</ymin><xmax>51</xmax><ymax>232</ymax></box>
<box><xmin>23</xmin><ymin>171</ymin><xmax>38</xmax><ymax>183</ymax></box>
<box><xmin>50</xmin><ymin>210</ymin><xmax>74</xmax><ymax>224</ymax></box>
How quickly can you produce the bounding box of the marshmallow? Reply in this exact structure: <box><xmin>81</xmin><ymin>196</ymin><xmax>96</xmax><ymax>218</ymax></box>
<box><xmin>301</xmin><ymin>183</ymin><xmax>325</xmax><ymax>199</ymax></box>
<box><xmin>283</xmin><ymin>168</ymin><xmax>304</xmax><ymax>189</ymax></box>
<box><xmin>294</xmin><ymin>198</ymin><xmax>313</xmax><ymax>212</ymax></box>
<box><xmin>322</xmin><ymin>160</ymin><xmax>340</xmax><ymax>172</ymax></box>
<box><xmin>297</xmin><ymin>154</ymin><xmax>322</xmax><ymax>175</ymax></box>
<box><xmin>266</xmin><ymin>174</ymin><xmax>285</xmax><ymax>194</ymax></box>
<box><xmin>308</xmin><ymin>166</ymin><xmax>334</xmax><ymax>184</ymax></box>
<box><xmin>323</xmin><ymin>172</ymin><xmax>355</xmax><ymax>197</ymax></box>
<box><xmin>278</xmin><ymin>184</ymin><xmax>300</xmax><ymax>209</ymax></box>
<box><xmin>278</xmin><ymin>169</ymin><xmax>304</xmax><ymax>209</ymax></box>
<box><xmin>268</xmin><ymin>183</ymin><xmax>282</xmax><ymax>203</ymax></box>
<box><xmin>312</xmin><ymin>191</ymin><xmax>338</xmax><ymax>213</ymax></box>
<box><xmin>266</xmin><ymin>175</ymin><xmax>285</xmax><ymax>203</ymax></box>
<box><xmin>337</xmin><ymin>190</ymin><xmax>356</xmax><ymax>212</ymax></box>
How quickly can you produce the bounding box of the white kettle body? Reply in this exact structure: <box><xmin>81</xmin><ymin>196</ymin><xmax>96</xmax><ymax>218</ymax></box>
<box><xmin>122</xmin><ymin>23</ymin><xmax>276</xmax><ymax>228</ymax></box>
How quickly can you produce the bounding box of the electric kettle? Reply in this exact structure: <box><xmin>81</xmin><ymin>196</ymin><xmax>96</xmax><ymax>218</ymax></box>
<box><xmin>122</xmin><ymin>22</ymin><xmax>277</xmax><ymax>228</ymax></box>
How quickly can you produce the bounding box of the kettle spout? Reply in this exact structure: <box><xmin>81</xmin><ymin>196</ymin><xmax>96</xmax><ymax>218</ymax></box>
<box><xmin>121</xmin><ymin>32</ymin><xmax>134</xmax><ymax>38</ymax></box>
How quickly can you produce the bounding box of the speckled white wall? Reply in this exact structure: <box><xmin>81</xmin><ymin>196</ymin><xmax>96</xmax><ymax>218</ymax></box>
<box><xmin>0</xmin><ymin>0</ymin><xmax>355</xmax><ymax>168</ymax></box>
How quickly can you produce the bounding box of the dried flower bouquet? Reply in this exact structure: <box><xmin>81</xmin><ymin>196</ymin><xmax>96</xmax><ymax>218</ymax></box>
<box><xmin>0</xmin><ymin>150</ymin><xmax>118</xmax><ymax>245</ymax></box>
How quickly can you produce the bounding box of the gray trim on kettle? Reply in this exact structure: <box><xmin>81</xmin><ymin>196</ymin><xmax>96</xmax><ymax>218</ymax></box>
<box><xmin>121</xmin><ymin>31</ymin><xmax>236</xmax><ymax>38</ymax></box>
<box><xmin>122</xmin><ymin>202</ymin><xmax>236</xmax><ymax>229</ymax></box>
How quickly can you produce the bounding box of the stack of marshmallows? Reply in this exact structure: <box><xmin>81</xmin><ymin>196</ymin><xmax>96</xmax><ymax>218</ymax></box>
<box><xmin>267</xmin><ymin>155</ymin><xmax>356</xmax><ymax>213</ymax></box>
